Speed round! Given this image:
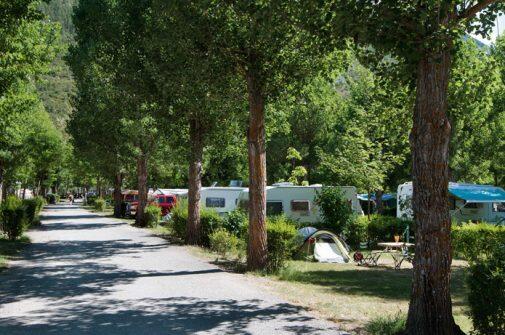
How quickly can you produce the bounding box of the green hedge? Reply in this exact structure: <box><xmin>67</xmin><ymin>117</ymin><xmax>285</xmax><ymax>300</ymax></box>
<box><xmin>168</xmin><ymin>200</ymin><xmax>223</xmax><ymax>246</ymax></box>
<box><xmin>343</xmin><ymin>215</ymin><xmax>414</xmax><ymax>249</ymax></box>
<box><xmin>22</xmin><ymin>196</ymin><xmax>45</xmax><ymax>226</ymax></box>
<box><xmin>145</xmin><ymin>204</ymin><xmax>161</xmax><ymax>228</ymax></box>
<box><xmin>94</xmin><ymin>198</ymin><xmax>106</xmax><ymax>212</ymax></box>
<box><xmin>223</xmin><ymin>210</ymin><xmax>248</xmax><ymax>237</ymax></box>
<box><xmin>46</xmin><ymin>194</ymin><xmax>59</xmax><ymax>204</ymax></box>
<box><xmin>1</xmin><ymin>196</ymin><xmax>28</xmax><ymax>240</ymax></box>
<box><xmin>452</xmin><ymin>223</ymin><xmax>505</xmax><ymax>261</ymax></box>
<box><xmin>210</xmin><ymin>228</ymin><xmax>238</xmax><ymax>258</ymax></box>
<box><xmin>467</xmin><ymin>244</ymin><xmax>505</xmax><ymax>334</ymax></box>
<box><xmin>265</xmin><ymin>216</ymin><xmax>297</xmax><ymax>273</ymax></box>
<box><xmin>86</xmin><ymin>194</ymin><xmax>97</xmax><ymax>206</ymax></box>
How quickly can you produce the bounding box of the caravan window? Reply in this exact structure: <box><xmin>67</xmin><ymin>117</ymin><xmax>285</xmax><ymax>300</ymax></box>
<box><xmin>206</xmin><ymin>197</ymin><xmax>225</xmax><ymax>208</ymax></box>
<box><xmin>465</xmin><ymin>202</ymin><xmax>483</xmax><ymax>209</ymax></box>
<box><xmin>291</xmin><ymin>200</ymin><xmax>310</xmax><ymax>212</ymax></box>
<box><xmin>493</xmin><ymin>202</ymin><xmax>505</xmax><ymax>213</ymax></box>
<box><xmin>267</xmin><ymin>201</ymin><xmax>283</xmax><ymax>215</ymax></box>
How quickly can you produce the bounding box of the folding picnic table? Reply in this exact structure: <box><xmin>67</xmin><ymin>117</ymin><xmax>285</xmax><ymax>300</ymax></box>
<box><xmin>359</xmin><ymin>242</ymin><xmax>414</xmax><ymax>269</ymax></box>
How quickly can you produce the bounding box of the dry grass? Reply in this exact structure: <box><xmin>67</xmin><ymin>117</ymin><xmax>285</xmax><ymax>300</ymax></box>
<box><xmin>263</xmin><ymin>258</ymin><xmax>471</xmax><ymax>334</ymax></box>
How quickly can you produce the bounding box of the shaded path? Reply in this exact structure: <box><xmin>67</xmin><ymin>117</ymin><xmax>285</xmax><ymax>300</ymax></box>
<box><xmin>0</xmin><ymin>204</ymin><xmax>345</xmax><ymax>334</ymax></box>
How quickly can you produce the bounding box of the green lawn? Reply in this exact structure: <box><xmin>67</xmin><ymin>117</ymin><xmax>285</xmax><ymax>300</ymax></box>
<box><xmin>0</xmin><ymin>235</ymin><xmax>30</xmax><ymax>269</ymax></box>
<box><xmin>267</xmin><ymin>259</ymin><xmax>471</xmax><ymax>334</ymax></box>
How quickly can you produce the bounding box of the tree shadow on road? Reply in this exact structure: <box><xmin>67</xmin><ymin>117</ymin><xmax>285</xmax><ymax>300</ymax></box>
<box><xmin>0</xmin><ymin>296</ymin><xmax>330</xmax><ymax>335</ymax></box>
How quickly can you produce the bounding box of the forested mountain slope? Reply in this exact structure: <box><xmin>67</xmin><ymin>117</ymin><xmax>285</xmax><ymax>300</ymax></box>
<box><xmin>37</xmin><ymin>0</ymin><xmax>77</xmax><ymax>131</ymax></box>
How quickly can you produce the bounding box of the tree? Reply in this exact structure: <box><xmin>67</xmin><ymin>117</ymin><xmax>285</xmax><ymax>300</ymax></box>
<box><xmin>489</xmin><ymin>36</ymin><xmax>505</xmax><ymax>187</ymax></box>
<box><xmin>0</xmin><ymin>3</ymin><xmax>58</xmax><ymax>201</ymax></box>
<box><xmin>190</xmin><ymin>0</ymin><xmax>321</xmax><ymax>269</ymax></box>
<box><xmin>143</xmin><ymin>1</ymin><xmax>244</xmax><ymax>244</ymax></box>
<box><xmin>448</xmin><ymin>39</ymin><xmax>501</xmax><ymax>184</ymax></box>
<box><xmin>308</xmin><ymin>1</ymin><xmax>505</xmax><ymax>333</ymax></box>
<box><xmin>70</xmin><ymin>0</ymin><xmax>163</xmax><ymax>225</ymax></box>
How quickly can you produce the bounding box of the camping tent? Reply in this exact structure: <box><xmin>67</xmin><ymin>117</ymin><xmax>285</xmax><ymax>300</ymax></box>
<box><xmin>297</xmin><ymin>227</ymin><xmax>350</xmax><ymax>263</ymax></box>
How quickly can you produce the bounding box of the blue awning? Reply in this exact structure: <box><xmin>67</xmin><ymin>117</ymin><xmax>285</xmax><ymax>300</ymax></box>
<box><xmin>449</xmin><ymin>184</ymin><xmax>505</xmax><ymax>203</ymax></box>
<box><xmin>357</xmin><ymin>193</ymin><xmax>396</xmax><ymax>202</ymax></box>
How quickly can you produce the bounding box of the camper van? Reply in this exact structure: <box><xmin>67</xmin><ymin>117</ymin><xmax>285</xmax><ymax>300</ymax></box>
<box><xmin>237</xmin><ymin>183</ymin><xmax>362</xmax><ymax>223</ymax></box>
<box><xmin>200</xmin><ymin>186</ymin><xmax>247</xmax><ymax>215</ymax></box>
<box><xmin>397</xmin><ymin>182</ymin><xmax>505</xmax><ymax>224</ymax></box>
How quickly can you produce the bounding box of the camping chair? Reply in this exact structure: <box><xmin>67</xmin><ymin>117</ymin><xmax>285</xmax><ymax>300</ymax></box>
<box><xmin>353</xmin><ymin>241</ymin><xmax>382</xmax><ymax>266</ymax></box>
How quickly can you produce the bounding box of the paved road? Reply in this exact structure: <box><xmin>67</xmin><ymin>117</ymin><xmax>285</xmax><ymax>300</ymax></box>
<box><xmin>0</xmin><ymin>204</ymin><xmax>345</xmax><ymax>335</ymax></box>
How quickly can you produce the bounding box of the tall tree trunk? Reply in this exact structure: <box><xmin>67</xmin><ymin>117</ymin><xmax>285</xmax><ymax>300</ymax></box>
<box><xmin>113</xmin><ymin>172</ymin><xmax>123</xmax><ymax>218</ymax></box>
<box><xmin>376</xmin><ymin>189</ymin><xmax>384</xmax><ymax>215</ymax></box>
<box><xmin>186</xmin><ymin>118</ymin><xmax>204</xmax><ymax>245</ymax></box>
<box><xmin>0</xmin><ymin>165</ymin><xmax>3</xmax><ymax>204</ymax></box>
<box><xmin>406</xmin><ymin>51</ymin><xmax>463</xmax><ymax>335</ymax></box>
<box><xmin>96</xmin><ymin>175</ymin><xmax>102</xmax><ymax>198</ymax></box>
<box><xmin>246</xmin><ymin>70</ymin><xmax>268</xmax><ymax>271</ymax></box>
<box><xmin>135</xmin><ymin>153</ymin><xmax>148</xmax><ymax>227</ymax></box>
<box><xmin>22</xmin><ymin>187</ymin><xmax>26</xmax><ymax>200</ymax></box>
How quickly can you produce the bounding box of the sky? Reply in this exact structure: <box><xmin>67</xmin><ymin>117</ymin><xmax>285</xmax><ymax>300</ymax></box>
<box><xmin>472</xmin><ymin>14</ymin><xmax>504</xmax><ymax>45</ymax></box>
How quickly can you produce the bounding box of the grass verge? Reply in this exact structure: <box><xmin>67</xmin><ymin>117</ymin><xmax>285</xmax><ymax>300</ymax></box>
<box><xmin>265</xmin><ymin>259</ymin><xmax>471</xmax><ymax>334</ymax></box>
<box><xmin>0</xmin><ymin>235</ymin><xmax>30</xmax><ymax>269</ymax></box>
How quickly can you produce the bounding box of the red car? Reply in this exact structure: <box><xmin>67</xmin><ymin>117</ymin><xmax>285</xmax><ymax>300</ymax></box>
<box><xmin>152</xmin><ymin>194</ymin><xmax>177</xmax><ymax>216</ymax></box>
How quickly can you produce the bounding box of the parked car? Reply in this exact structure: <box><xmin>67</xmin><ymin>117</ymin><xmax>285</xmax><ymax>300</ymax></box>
<box><xmin>121</xmin><ymin>190</ymin><xmax>138</xmax><ymax>217</ymax></box>
<box><xmin>152</xmin><ymin>194</ymin><xmax>177</xmax><ymax>216</ymax></box>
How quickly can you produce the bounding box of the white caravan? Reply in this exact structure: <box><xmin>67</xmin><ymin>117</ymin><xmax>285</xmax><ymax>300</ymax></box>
<box><xmin>200</xmin><ymin>186</ymin><xmax>247</xmax><ymax>215</ymax></box>
<box><xmin>237</xmin><ymin>183</ymin><xmax>362</xmax><ymax>223</ymax></box>
<box><xmin>397</xmin><ymin>182</ymin><xmax>505</xmax><ymax>224</ymax></box>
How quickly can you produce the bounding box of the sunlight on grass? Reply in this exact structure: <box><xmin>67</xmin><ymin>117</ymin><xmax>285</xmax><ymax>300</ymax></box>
<box><xmin>267</xmin><ymin>260</ymin><xmax>472</xmax><ymax>334</ymax></box>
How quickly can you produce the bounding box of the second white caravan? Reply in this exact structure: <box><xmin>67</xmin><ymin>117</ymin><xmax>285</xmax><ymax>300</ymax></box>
<box><xmin>237</xmin><ymin>183</ymin><xmax>362</xmax><ymax>223</ymax></box>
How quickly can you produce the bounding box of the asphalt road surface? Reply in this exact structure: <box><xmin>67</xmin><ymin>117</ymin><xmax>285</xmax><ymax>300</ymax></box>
<box><xmin>0</xmin><ymin>203</ymin><xmax>346</xmax><ymax>335</ymax></box>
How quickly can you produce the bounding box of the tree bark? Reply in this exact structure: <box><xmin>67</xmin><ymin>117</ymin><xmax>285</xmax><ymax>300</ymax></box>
<box><xmin>186</xmin><ymin>118</ymin><xmax>204</xmax><ymax>245</ymax></box>
<box><xmin>376</xmin><ymin>189</ymin><xmax>384</xmax><ymax>215</ymax></box>
<box><xmin>406</xmin><ymin>51</ymin><xmax>463</xmax><ymax>335</ymax></box>
<box><xmin>0</xmin><ymin>165</ymin><xmax>3</xmax><ymax>204</ymax></box>
<box><xmin>246</xmin><ymin>69</ymin><xmax>268</xmax><ymax>271</ymax></box>
<box><xmin>113</xmin><ymin>172</ymin><xmax>123</xmax><ymax>218</ymax></box>
<box><xmin>135</xmin><ymin>153</ymin><xmax>149</xmax><ymax>227</ymax></box>
<box><xmin>97</xmin><ymin>175</ymin><xmax>102</xmax><ymax>198</ymax></box>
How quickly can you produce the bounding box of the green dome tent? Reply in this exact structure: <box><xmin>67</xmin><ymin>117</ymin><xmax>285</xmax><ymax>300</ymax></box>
<box><xmin>297</xmin><ymin>227</ymin><xmax>350</xmax><ymax>263</ymax></box>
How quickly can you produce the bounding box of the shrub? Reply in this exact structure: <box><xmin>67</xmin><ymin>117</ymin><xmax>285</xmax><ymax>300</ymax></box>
<box><xmin>209</xmin><ymin>228</ymin><xmax>238</xmax><ymax>258</ymax></box>
<box><xmin>94</xmin><ymin>198</ymin><xmax>106</xmax><ymax>212</ymax></box>
<box><xmin>343</xmin><ymin>215</ymin><xmax>368</xmax><ymax>249</ymax></box>
<box><xmin>315</xmin><ymin>186</ymin><xmax>355</xmax><ymax>234</ymax></box>
<box><xmin>1</xmin><ymin>196</ymin><xmax>27</xmax><ymax>241</ymax></box>
<box><xmin>452</xmin><ymin>223</ymin><xmax>505</xmax><ymax>261</ymax></box>
<box><xmin>145</xmin><ymin>204</ymin><xmax>161</xmax><ymax>228</ymax></box>
<box><xmin>168</xmin><ymin>200</ymin><xmax>223</xmax><ymax>246</ymax></box>
<box><xmin>169</xmin><ymin>199</ymin><xmax>189</xmax><ymax>240</ymax></box>
<box><xmin>22</xmin><ymin>198</ymin><xmax>43</xmax><ymax>225</ymax></box>
<box><xmin>33</xmin><ymin>196</ymin><xmax>45</xmax><ymax>214</ymax></box>
<box><xmin>223</xmin><ymin>209</ymin><xmax>248</xmax><ymax>237</ymax></box>
<box><xmin>266</xmin><ymin>216</ymin><xmax>297</xmax><ymax>273</ymax></box>
<box><xmin>46</xmin><ymin>193</ymin><xmax>58</xmax><ymax>204</ymax></box>
<box><xmin>366</xmin><ymin>215</ymin><xmax>413</xmax><ymax>248</ymax></box>
<box><xmin>86</xmin><ymin>194</ymin><xmax>97</xmax><ymax>206</ymax></box>
<box><xmin>364</xmin><ymin>313</ymin><xmax>406</xmax><ymax>335</ymax></box>
<box><xmin>200</xmin><ymin>208</ymin><xmax>223</xmax><ymax>247</ymax></box>
<box><xmin>467</xmin><ymin>245</ymin><xmax>505</xmax><ymax>335</ymax></box>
